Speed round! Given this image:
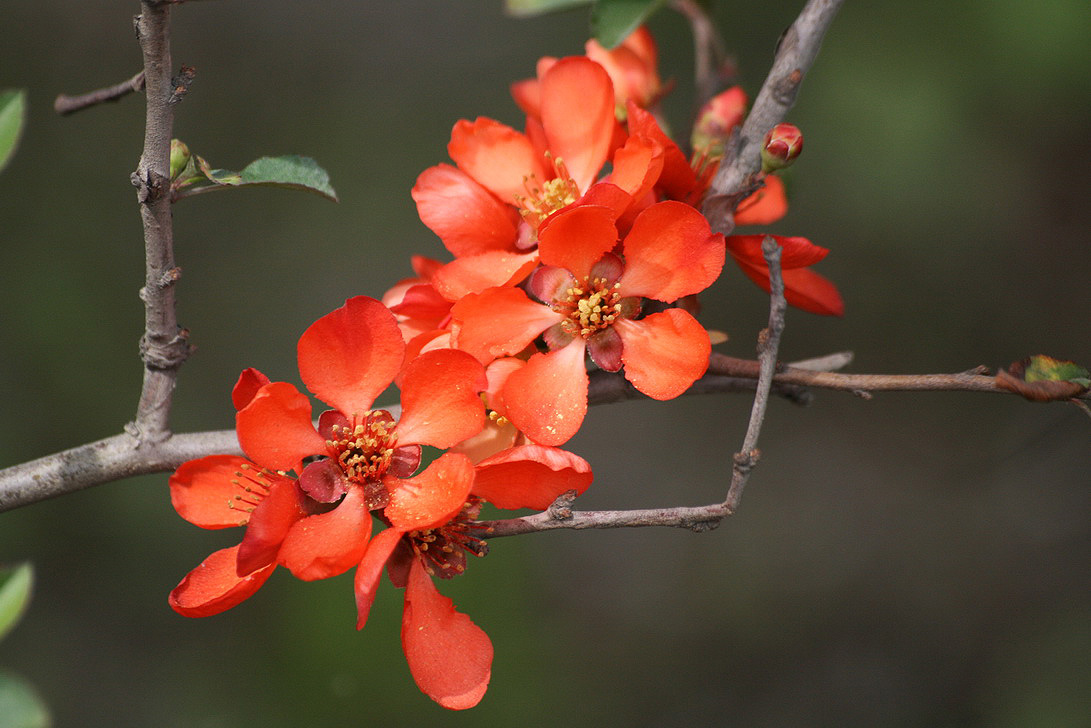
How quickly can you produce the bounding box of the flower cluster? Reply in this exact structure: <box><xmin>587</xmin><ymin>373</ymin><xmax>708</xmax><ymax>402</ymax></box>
<box><xmin>168</xmin><ymin>27</ymin><xmax>842</xmax><ymax>710</ymax></box>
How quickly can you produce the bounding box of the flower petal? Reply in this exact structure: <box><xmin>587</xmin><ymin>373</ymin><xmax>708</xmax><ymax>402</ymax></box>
<box><xmin>450</xmin><ymin>287</ymin><xmax>562</xmax><ymax>364</ymax></box>
<box><xmin>615</xmin><ymin>309</ymin><xmax>710</xmax><ymax>400</ymax></box>
<box><xmin>298</xmin><ymin>458</ymin><xmax>349</xmax><ymax>504</ymax></box>
<box><xmin>526</xmin><ymin>265</ymin><xmax>577</xmax><ymax>305</ymax></box>
<box><xmin>170</xmin><ymin>455</ymin><xmax>262</xmax><ymax>529</ymax></box>
<box><xmin>538</xmin><ymin>204</ymin><xmax>619</xmax><ymax>281</ymax></box>
<box><xmin>577</xmin><ymin>181</ymin><xmax>633</xmax><ymax>220</ymax></box>
<box><xmin>448</xmin><ymin>117</ymin><xmax>546</xmax><ymax>203</ymax></box>
<box><xmin>607</xmin><ymin>133</ymin><xmax>663</xmax><ymax>205</ymax></box>
<box><xmin>168</xmin><ymin>545</ymin><xmax>275</xmax><ymax>618</ymax></box>
<box><xmin>385</xmin><ymin>453</ymin><xmax>476</xmax><ymax>532</ymax></box>
<box><xmin>231</xmin><ymin>368</ymin><xmax>270</xmax><ymax>411</ymax></box>
<box><xmin>626</xmin><ymin>102</ymin><xmax>697</xmax><ymax>199</ymax></box>
<box><xmin>354</xmin><ymin>527</ymin><xmax>405</xmax><ymax>630</ymax></box>
<box><xmin>725</xmin><ymin>234</ymin><xmax>828</xmax><ymax>269</ymax></box>
<box><xmin>732</xmin><ymin>259</ymin><xmax>846</xmax><ymax>317</ymax></box>
<box><xmin>618</xmin><ymin>201</ymin><xmax>725</xmax><ymax>302</ymax></box>
<box><xmin>397</xmin><ymin>349</ymin><xmax>487</xmax><ymax>449</ymax></box>
<box><xmin>236</xmin><ymin>476</ymin><xmax>308</xmax><ymax>576</ymax></box>
<box><xmin>587</xmin><ymin>326</ymin><xmax>624</xmax><ymax>372</ymax></box>
<box><xmin>726</xmin><ymin>235</ymin><xmax>844</xmax><ymax>316</ymax></box>
<box><xmin>278</xmin><ymin>486</ymin><xmax>373</xmax><ymax>581</ymax></box>
<box><xmin>402</xmin><ymin>559</ymin><xmax>493</xmax><ymax>710</ymax></box>
<box><xmin>412</xmin><ymin>164</ymin><xmax>520</xmax><ymax>258</ymax></box>
<box><xmin>297</xmin><ymin>296</ymin><xmax>406</xmax><ymax>417</ymax></box>
<box><xmin>388</xmin><ymin>283</ymin><xmax>451</xmax><ymax>323</ymax></box>
<box><xmin>431</xmin><ymin>251</ymin><xmax>539</xmax><ymax>302</ymax></box>
<box><xmin>500</xmin><ymin>339</ymin><xmax>588</xmax><ymax>446</ymax></box>
<box><xmin>473</xmin><ymin>445</ymin><xmax>592</xmax><ymax>510</ymax></box>
<box><xmin>734</xmin><ymin>175</ymin><xmax>788</xmax><ymax>226</ymax></box>
<box><xmin>540</xmin><ymin>57</ymin><xmax>616</xmax><ymax>191</ymax></box>
<box><xmin>236</xmin><ymin>382</ymin><xmax>327</xmax><ymax>473</ymax></box>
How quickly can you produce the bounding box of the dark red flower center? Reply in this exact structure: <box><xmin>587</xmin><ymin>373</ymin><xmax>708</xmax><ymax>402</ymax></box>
<box><xmin>406</xmin><ymin>496</ymin><xmax>489</xmax><ymax>579</ymax></box>
<box><xmin>555</xmin><ymin>275</ymin><xmax>624</xmax><ymax>339</ymax></box>
<box><xmin>325</xmin><ymin>410</ymin><xmax>397</xmax><ymax>483</ymax></box>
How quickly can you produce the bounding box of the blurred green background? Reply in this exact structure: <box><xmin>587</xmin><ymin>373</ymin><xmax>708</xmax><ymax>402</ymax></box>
<box><xmin>1</xmin><ymin>1</ymin><xmax>1089</xmax><ymax>725</ymax></box>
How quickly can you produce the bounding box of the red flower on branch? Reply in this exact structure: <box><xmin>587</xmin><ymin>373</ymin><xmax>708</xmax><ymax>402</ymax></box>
<box><xmin>231</xmin><ymin>296</ymin><xmax>488</xmax><ymax>581</ymax></box>
<box><xmin>412</xmin><ymin>57</ymin><xmax>670</xmax><ymax>302</ymax></box>
<box><xmin>167</xmin><ymin>453</ymin><xmax>304</xmax><ymax>617</ymax></box>
<box><xmin>354</xmin><ymin>444</ymin><xmax>593</xmax><ymax>709</ymax></box>
<box><xmin>451</xmin><ymin>200</ymin><xmax>724</xmax><ymax>445</ymax></box>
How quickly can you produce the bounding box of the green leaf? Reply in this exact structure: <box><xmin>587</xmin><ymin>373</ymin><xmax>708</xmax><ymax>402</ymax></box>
<box><xmin>239</xmin><ymin>155</ymin><xmax>339</xmax><ymax>201</ymax></box>
<box><xmin>1025</xmin><ymin>353</ymin><xmax>1086</xmax><ymax>384</ymax></box>
<box><xmin>0</xmin><ymin>89</ymin><xmax>27</xmax><ymax>175</ymax></box>
<box><xmin>505</xmin><ymin>0</ymin><xmax>592</xmax><ymax>16</ymax></box>
<box><xmin>0</xmin><ymin>563</ymin><xmax>33</xmax><ymax>643</ymax></box>
<box><xmin>591</xmin><ymin>0</ymin><xmax>667</xmax><ymax>49</ymax></box>
<box><xmin>0</xmin><ymin>671</ymin><xmax>51</xmax><ymax>728</ymax></box>
<box><xmin>175</xmin><ymin>153</ymin><xmax>338</xmax><ymax>202</ymax></box>
<box><xmin>1023</xmin><ymin>355</ymin><xmax>1090</xmax><ymax>386</ymax></box>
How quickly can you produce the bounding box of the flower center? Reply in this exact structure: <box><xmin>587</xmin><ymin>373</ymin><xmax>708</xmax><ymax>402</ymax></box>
<box><xmin>555</xmin><ymin>276</ymin><xmax>624</xmax><ymax>339</ymax></box>
<box><xmin>407</xmin><ymin>497</ymin><xmax>489</xmax><ymax>579</ymax></box>
<box><xmin>326</xmin><ymin>410</ymin><xmax>398</xmax><ymax>483</ymax></box>
<box><xmin>515</xmin><ymin>154</ymin><xmax>579</xmax><ymax>232</ymax></box>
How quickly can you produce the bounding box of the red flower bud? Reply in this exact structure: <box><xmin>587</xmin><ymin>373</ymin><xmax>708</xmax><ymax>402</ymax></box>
<box><xmin>691</xmin><ymin>86</ymin><xmax>748</xmax><ymax>160</ymax></box>
<box><xmin>761</xmin><ymin>123</ymin><xmax>803</xmax><ymax>173</ymax></box>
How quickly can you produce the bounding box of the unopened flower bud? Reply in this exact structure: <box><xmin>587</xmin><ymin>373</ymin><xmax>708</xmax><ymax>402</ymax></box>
<box><xmin>169</xmin><ymin>139</ymin><xmax>192</xmax><ymax>181</ymax></box>
<box><xmin>691</xmin><ymin>86</ymin><xmax>748</xmax><ymax>160</ymax></box>
<box><xmin>761</xmin><ymin>123</ymin><xmax>803</xmax><ymax>173</ymax></box>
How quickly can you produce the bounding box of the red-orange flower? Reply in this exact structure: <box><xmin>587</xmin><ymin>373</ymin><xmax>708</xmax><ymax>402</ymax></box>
<box><xmin>451</xmin><ymin>200</ymin><xmax>724</xmax><ymax>445</ymax></box>
<box><xmin>167</xmin><ymin>454</ymin><xmax>304</xmax><ymax>617</ymax></box>
<box><xmin>412</xmin><ymin>57</ymin><xmax>670</xmax><ymax>300</ymax></box>
<box><xmin>168</xmin><ymin>368</ymin><xmax>307</xmax><ymax>616</ymax></box>
<box><xmin>353</xmin><ymin>444</ymin><xmax>592</xmax><ymax>709</ymax></box>
<box><xmin>233</xmin><ymin>296</ymin><xmax>488</xmax><ymax>581</ymax></box>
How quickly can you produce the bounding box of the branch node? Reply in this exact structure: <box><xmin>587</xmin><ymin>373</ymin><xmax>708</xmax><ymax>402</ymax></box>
<box><xmin>168</xmin><ymin>65</ymin><xmax>196</xmax><ymax>105</ymax></box>
<box><xmin>157</xmin><ymin>266</ymin><xmax>183</xmax><ymax>288</ymax></box>
<box><xmin>140</xmin><ymin>328</ymin><xmax>192</xmax><ymax>371</ymax></box>
<box><xmin>547</xmin><ymin>490</ymin><xmax>579</xmax><ymax>521</ymax></box>
<box><xmin>131</xmin><ymin>168</ymin><xmax>168</xmax><ymax>204</ymax></box>
<box><xmin>851</xmin><ymin>389</ymin><xmax>873</xmax><ymax>400</ymax></box>
<box><xmin>732</xmin><ymin>448</ymin><xmax>761</xmax><ymax>474</ymax></box>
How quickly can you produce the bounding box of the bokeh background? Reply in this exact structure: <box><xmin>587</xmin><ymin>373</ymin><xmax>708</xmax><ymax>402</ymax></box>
<box><xmin>1</xmin><ymin>1</ymin><xmax>1089</xmax><ymax>726</ymax></box>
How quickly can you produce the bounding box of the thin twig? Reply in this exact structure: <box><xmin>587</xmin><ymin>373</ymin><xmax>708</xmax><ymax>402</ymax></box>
<box><xmin>0</xmin><ymin>430</ymin><xmax>241</xmax><ymax>512</ymax></box>
<box><xmin>3</xmin><ymin>354</ymin><xmax>1086</xmax><ymax>513</ymax></box>
<box><xmin>54</xmin><ymin>71</ymin><xmax>145</xmax><ymax>116</ymax></box>
<box><xmin>671</xmin><ymin>0</ymin><xmax>734</xmax><ymax>110</ymax></box>
<box><xmin>130</xmin><ymin>2</ymin><xmax>191</xmax><ymax>444</ymax></box>
<box><xmin>724</xmin><ymin>236</ymin><xmax>786</xmax><ymax>511</ymax></box>
<box><xmin>702</xmin><ymin>0</ymin><xmax>846</xmax><ymax>235</ymax></box>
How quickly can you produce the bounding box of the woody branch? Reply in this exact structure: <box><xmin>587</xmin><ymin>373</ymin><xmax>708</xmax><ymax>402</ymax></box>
<box><xmin>130</xmin><ymin>0</ymin><xmax>191</xmax><ymax>444</ymax></box>
<box><xmin>702</xmin><ymin>0</ymin><xmax>845</xmax><ymax>235</ymax></box>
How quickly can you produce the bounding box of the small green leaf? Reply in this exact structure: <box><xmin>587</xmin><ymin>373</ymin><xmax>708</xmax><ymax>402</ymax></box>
<box><xmin>996</xmin><ymin>356</ymin><xmax>1091</xmax><ymax>402</ymax></box>
<box><xmin>175</xmin><ymin>153</ymin><xmax>337</xmax><ymax>202</ymax></box>
<box><xmin>0</xmin><ymin>671</ymin><xmax>51</xmax><ymax>728</ymax></box>
<box><xmin>1023</xmin><ymin>355</ymin><xmax>1090</xmax><ymax>386</ymax></box>
<box><xmin>0</xmin><ymin>89</ymin><xmax>27</xmax><ymax>175</ymax></box>
<box><xmin>591</xmin><ymin>0</ymin><xmax>667</xmax><ymax>49</ymax></box>
<box><xmin>239</xmin><ymin>155</ymin><xmax>339</xmax><ymax>201</ymax></box>
<box><xmin>0</xmin><ymin>563</ymin><xmax>33</xmax><ymax>642</ymax></box>
<box><xmin>505</xmin><ymin>0</ymin><xmax>592</xmax><ymax>16</ymax></box>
